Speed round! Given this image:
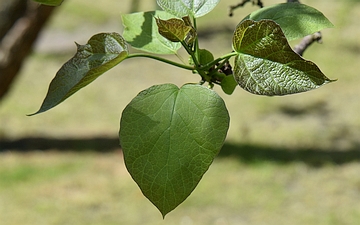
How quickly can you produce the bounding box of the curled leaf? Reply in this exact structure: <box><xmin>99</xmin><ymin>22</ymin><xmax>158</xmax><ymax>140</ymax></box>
<box><xmin>30</xmin><ymin>33</ymin><xmax>128</xmax><ymax>115</ymax></box>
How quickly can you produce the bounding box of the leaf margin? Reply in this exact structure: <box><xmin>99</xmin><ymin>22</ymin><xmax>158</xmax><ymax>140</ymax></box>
<box><xmin>242</xmin><ymin>3</ymin><xmax>334</xmax><ymax>41</ymax></box>
<box><xmin>29</xmin><ymin>32</ymin><xmax>129</xmax><ymax>115</ymax></box>
<box><xmin>119</xmin><ymin>83</ymin><xmax>230</xmax><ymax>217</ymax></box>
<box><xmin>232</xmin><ymin>19</ymin><xmax>335</xmax><ymax>96</ymax></box>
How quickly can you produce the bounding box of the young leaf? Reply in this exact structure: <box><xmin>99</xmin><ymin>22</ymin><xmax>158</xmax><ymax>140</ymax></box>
<box><xmin>120</xmin><ymin>83</ymin><xmax>229</xmax><ymax>217</ymax></box>
<box><xmin>32</xmin><ymin>0</ymin><xmax>63</xmax><ymax>6</ymax></box>
<box><xmin>30</xmin><ymin>33</ymin><xmax>128</xmax><ymax>115</ymax></box>
<box><xmin>243</xmin><ymin>3</ymin><xmax>334</xmax><ymax>41</ymax></box>
<box><xmin>232</xmin><ymin>20</ymin><xmax>335</xmax><ymax>96</ymax></box>
<box><xmin>155</xmin><ymin>17</ymin><xmax>193</xmax><ymax>42</ymax></box>
<box><xmin>157</xmin><ymin>0</ymin><xmax>220</xmax><ymax>18</ymax></box>
<box><xmin>198</xmin><ymin>49</ymin><xmax>214</xmax><ymax>65</ymax></box>
<box><xmin>122</xmin><ymin>11</ymin><xmax>181</xmax><ymax>54</ymax></box>
<box><xmin>221</xmin><ymin>75</ymin><xmax>237</xmax><ymax>95</ymax></box>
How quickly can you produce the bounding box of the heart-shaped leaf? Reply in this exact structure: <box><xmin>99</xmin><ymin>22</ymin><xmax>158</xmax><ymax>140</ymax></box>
<box><xmin>122</xmin><ymin>11</ymin><xmax>181</xmax><ymax>54</ymax></box>
<box><xmin>119</xmin><ymin>83</ymin><xmax>229</xmax><ymax>217</ymax></box>
<box><xmin>156</xmin><ymin>17</ymin><xmax>193</xmax><ymax>42</ymax></box>
<box><xmin>30</xmin><ymin>33</ymin><xmax>128</xmax><ymax>115</ymax></box>
<box><xmin>243</xmin><ymin>3</ymin><xmax>334</xmax><ymax>41</ymax></box>
<box><xmin>157</xmin><ymin>0</ymin><xmax>220</xmax><ymax>18</ymax></box>
<box><xmin>233</xmin><ymin>20</ymin><xmax>335</xmax><ymax>96</ymax></box>
<box><xmin>33</xmin><ymin>0</ymin><xmax>63</xmax><ymax>6</ymax></box>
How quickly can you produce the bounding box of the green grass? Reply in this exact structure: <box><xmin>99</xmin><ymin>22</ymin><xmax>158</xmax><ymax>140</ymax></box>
<box><xmin>1</xmin><ymin>0</ymin><xmax>360</xmax><ymax>224</ymax></box>
<box><xmin>0</xmin><ymin>151</ymin><xmax>359</xmax><ymax>225</ymax></box>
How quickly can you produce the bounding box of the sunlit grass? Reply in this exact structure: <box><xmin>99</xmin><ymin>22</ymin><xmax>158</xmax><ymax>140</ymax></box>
<box><xmin>0</xmin><ymin>152</ymin><xmax>359</xmax><ymax>225</ymax></box>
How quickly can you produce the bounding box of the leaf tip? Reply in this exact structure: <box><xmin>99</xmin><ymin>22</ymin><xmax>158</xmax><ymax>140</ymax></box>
<box><xmin>161</xmin><ymin>212</ymin><xmax>167</xmax><ymax>219</ymax></box>
<box><xmin>26</xmin><ymin>112</ymin><xmax>36</xmax><ymax>117</ymax></box>
<box><xmin>26</xmin><ymin>108</ymin><xmax>46</xmax><ymax>116</ymax></box>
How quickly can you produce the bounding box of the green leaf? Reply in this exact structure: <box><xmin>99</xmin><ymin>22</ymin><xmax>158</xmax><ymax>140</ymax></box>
<box><xmin>221</xmin><ymin>75</ymin><xmax>237</xmax><ymax>95</ymax></box>
<box><xmin>189</xmin><ymin>48</ymin><xmax>213</xmax><ymax>66</ymax></box>
<box><xmin>120</xmin><ymin>83</ymin><xmax>229</xmax><ymax>217</ymax></box>
<box><xmin>157</xmin><ymin>0</ymin><xmax>220</xmax><ymax>18</ymax></box>
<box><xmin>155</xmin><ymin>17</ymin><xmax>193</xmax><ymax>42</ymax></box>
<box><xmin>30</xmin><ymin>33</ymin><xmax>128</xmax><ymax>115</ymax></box>
<box><xmin>232</xmin><ymin>20</ymin><xmax>335</xmax><ymax>96</ymax></box>
<box><xmin>243</xmin><ymin>3</ymin><xmax>334</xmax><ymax>41</ymax></box>
<box><xmin>32</xmin><ymin>0</ymin><xmax>63</xmax><ymax>6</ymax></box>
<box><xmin>122</xmin><ymin>11</ymin><xmax>181</xmax><ymax>54</ymax></box>
<box><xmin>198</xmin><ymin>49</ymin><xmax>214</xmax><ymax>65</ymax></box>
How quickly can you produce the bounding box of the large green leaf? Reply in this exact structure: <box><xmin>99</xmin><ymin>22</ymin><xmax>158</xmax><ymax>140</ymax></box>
<box><xmin>33</xmin><ymin>0</ymin><xmax>63</xmax><ymax>6</ymax></box>
<box><xmin>243</xmin><ymin>3</ymin><xmax>334</xmax><ymax>41</ymax></box>
<box><xmin>233</xmin><ymin>20</ymin><xmax>335</xmax><ymax>96</ymax></box>
<box><xmin>119</xmin><ymin>83</ymin><xmax>229</xmax><ymax>217</ymax></box>
<box><xmin>30</xmin><ymin>33</ymin><xmax>128</xmax><ymax>115</ymax></box>
<box><xmin>122</xmin><ymin>11</ymin><xmax>181</xmax><ymax>54</ymax></box>
<box><xmin>157</xmin><ymin>0</ymin><xmax>220</xmax><ymax>18</ymax></box>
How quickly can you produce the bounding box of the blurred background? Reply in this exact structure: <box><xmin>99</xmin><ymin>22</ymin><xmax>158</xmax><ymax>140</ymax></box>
<box><xmin>0</xmin><ymin>0</ymin><xmax>359</xmax><ymax>224</ymax></box>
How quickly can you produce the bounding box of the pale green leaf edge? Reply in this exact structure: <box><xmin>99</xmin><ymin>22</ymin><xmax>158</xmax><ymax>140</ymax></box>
<box><xmin>243</xmin><ymin>3</ymin><xmax>334</xmax><ymax>41</ymax></box>
<box><xmin>32</xmin><ymin>0</ymin><xmax>63</xmax><ymax>6</ymax></box>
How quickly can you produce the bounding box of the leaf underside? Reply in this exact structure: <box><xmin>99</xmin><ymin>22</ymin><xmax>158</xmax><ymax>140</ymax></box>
<box><xmin>120</xmin><ymin>83</ymin><xmax>229</xmax><ymax>217</ymax></box>
<box><xmin>30</xmin><ymin>32</ymin><xmax>128</xmax><ymax>115</ymax></box>
<box><xmin>232</xmin><ymin>20</ymin><xmax>335</xmax><ymax>96</ymax></box>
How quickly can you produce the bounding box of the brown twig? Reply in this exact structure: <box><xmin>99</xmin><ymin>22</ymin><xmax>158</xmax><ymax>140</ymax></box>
<box><xmin>229</xmin><ymin>0</ymin><xmax>264</xmax><ymax>17</ymax></box>
<box><xmin>229</xmin><ymin>0</ymin><xmax>323</xmax><ymax>56</ymax></box>
<box><xmin>293</xmin><ymin>32</ymin><xmax>322</xmax><ymax>56</ymax></box>
<box><xmin>286</xmin><ymin>0</ymin><xmax>323</xmax><ymax>56</ymax></box>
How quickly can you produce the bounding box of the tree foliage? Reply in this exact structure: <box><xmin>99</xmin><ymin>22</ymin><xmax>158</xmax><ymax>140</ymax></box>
<box><xmin>32</xmin><ymin>0</ymin><xmax>334</xmax><ymax>217</ymax></box>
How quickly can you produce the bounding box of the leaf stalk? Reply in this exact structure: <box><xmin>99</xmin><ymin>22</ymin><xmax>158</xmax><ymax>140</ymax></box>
<box><xmin>126</xmin><ymin>53</ymin><xmax>194</xmax><ymax>71</ymax></box>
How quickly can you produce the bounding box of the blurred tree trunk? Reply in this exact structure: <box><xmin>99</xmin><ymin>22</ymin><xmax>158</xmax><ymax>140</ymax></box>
<box><xmin>0</xmin><ymin>0</ymin><xmax>55</xmax><ymax>101</ymax></box>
